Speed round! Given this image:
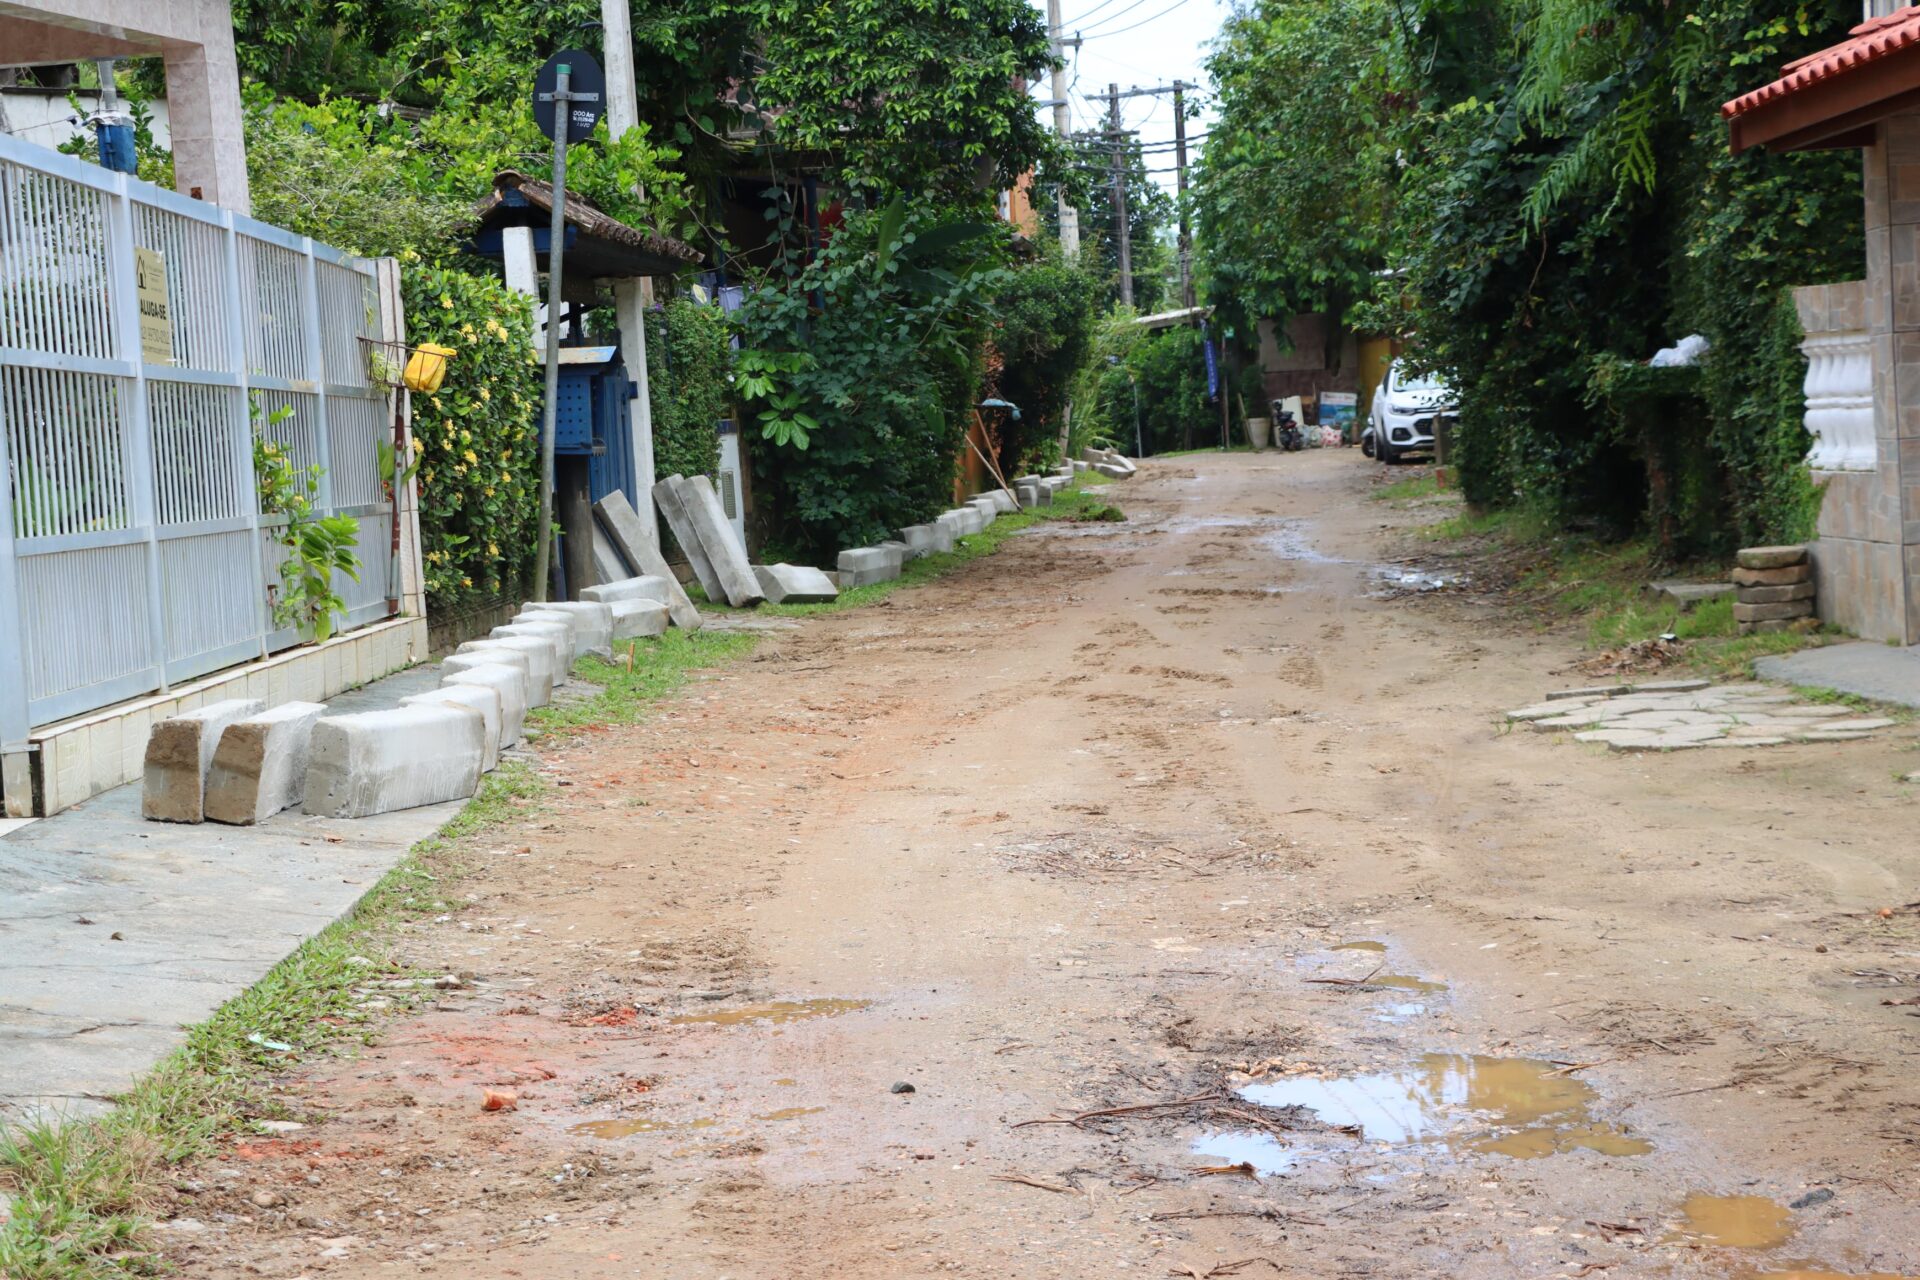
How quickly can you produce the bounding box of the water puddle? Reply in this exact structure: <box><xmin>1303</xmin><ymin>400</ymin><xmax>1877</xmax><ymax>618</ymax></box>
<box><xmin>1368</xmin><ymin>565</ymin><xmax>1462</xmax><ymax>595</ymax></box>
<box><xmin>1376</xmin><ymin>1001</ymin><xmax>1430</xmax><ymax>1024</ymax></box>
<box><xmin>755</xmin><ymin>1106</ymin><xmax>826</xmax><ymax>1122</ymax></box>
<box><xmin>1371</xmin><ymin>974</ymin><xmax>1449</xmax><ymax>995</ymax></box>
<box><xmin>668</xmin><ymin>997</ymin><xmax>871</xmax><ymax>1027</ymax></box>
<box><xmin>1190</xmin><ymin>1131</ymin><xmax>1296</xmax><ymax>1175</ymax></box>
<box><xmin>1673</xmin><ymin>1193</ymin><xmax>1794</xmax><ymax>1250</ymax></box>
<box><xmin>1237</xmin><ymin>1054</ymin><xmax>1649</xmax><ymax>1158</ymax></box>
<box><xmin>1256</xmin><ymin>524</ymin><xmax>1348</xmax><ymax>564</ymax></box>
<box><xmin>570</xmin><ymin>1115</ymin><xmax>720</xmax><ymax>1139</ymax></box>
<box><xmin>1332</xmin><ymin>940</ymin><xmax>1388</xmax><ymax>953</ymax></box>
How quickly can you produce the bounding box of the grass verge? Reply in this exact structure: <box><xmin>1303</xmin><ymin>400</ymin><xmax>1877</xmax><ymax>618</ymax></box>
<box><xmin>1408</xmin><ymin>494</ymin><xmax>1836</xmax><ymax>680</ymax></box>
<box><xmin>0</xmin><ymin>477</ymin><xmax>1111</xmax><ymax>1278</ymax></box>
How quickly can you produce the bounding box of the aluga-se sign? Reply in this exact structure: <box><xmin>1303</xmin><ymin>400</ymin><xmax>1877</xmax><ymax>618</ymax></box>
<box><xmin>135</xmin><ymin>246</ymin><xmax>171</xmax><ymax>365</ymax></box>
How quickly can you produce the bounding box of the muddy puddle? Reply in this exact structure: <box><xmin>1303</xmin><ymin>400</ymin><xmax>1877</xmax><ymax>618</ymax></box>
<box><xmin>1331</xmin><ymin>940</ymin><xmax>1388</xmax><ymax>952</ymax></box>
<box><xmin>1237</xmin><ymin>1054</ymin><xmax>1650</xmax><ymax>1158</ymax></box>
<box><xmin>1368</xmin><ymin>565</ymin><xmax>1463</xmax><ymax>595</ymax></box>
<box><xmin>572</xmin><ymin>1105</ymin><xmax>826</xmax><ymax>1140</ymax></box>
<box><xmin>668</xmin><ymin>997</ymin><xmax>871</xmax><ymax>1027</ymax></box>
<box><xmin>1672</xmin><ymin>1193</ymin><xmax>1795</xmax><ymax>1249</ymax></box>
<box><xmin>1190</xmin><ymin>1131</ymin><xmax>1295</xmax><ymax>1175</ymax></box>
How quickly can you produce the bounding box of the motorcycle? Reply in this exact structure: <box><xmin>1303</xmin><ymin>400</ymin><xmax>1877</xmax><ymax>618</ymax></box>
<box><xmin>1271</xmin><ymin>402</ymin><xmax>1305</xmax><ymax>452</ymax></box>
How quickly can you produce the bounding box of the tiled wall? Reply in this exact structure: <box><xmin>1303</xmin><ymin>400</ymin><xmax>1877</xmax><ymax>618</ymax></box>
<box><xmin>6</xmin><ymin>615</ymin><xmax>426</xmax><ymax>818</ymax></box>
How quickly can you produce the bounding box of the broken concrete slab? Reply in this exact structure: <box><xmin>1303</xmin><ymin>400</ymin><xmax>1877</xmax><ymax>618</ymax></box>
<box><xmin>1737</xmin><ymin>581</ymin><xmax>1816</xmax><ymax>605</ymax></box>
<box><xmin>838</xmin><ymin>546</ymin><xmax>900</xmax><ymax>588</ymax></box>
<box><xmin>610</xmin><ymin>598</ymin><xmax>671</xmax><ymax>640</ymax></box>
<box><xmin>897</xmin><ymin>523</ymin><xmax>953</xmax><ymax>557</ymax></box>
<box><xmin>753</xmin><ymin>563</ymin><xmax>839</xmax><ymax>604</ymax></box>
<box><xmin>1732</xmin><ymin>563</ymin><xmax>1811</xmax><ymax>587</ymax></box>
<box><xmin>681</xmin><ymin>474</ymin><xmax>765</xmax><ymax>607</ymax></box>
<box><xmin>203</xmin><ymin>702</ymin><xmax>327</xmax><ymax>826</ymax></box>
<box><xmin>401</xmin><ymin>684</ymin><xmax>502</xmax><ymax>774</ymax></box>
<box><xmin>593</xmin><ymin>491</ymin><xmax>704</xmax><ymax>631</ymax></box>
<box><xmin>1734</xmin><ymin>600</ymin><xmax>1814</xmax><ymax>624</ymax></box>
<box><xmin>1093</xmin><ymin>462</ymin><xmax>1132</xmax><ymax>478</ymax></box>
<box><xmin>142</xmin><ymin>698</ymin><xmax>267</xmax><ymax>823</ymax></box>
<box><xmin>439</xmin><ymin>662</ymin><xmax>527</xmax><ymax>747</ymax></box>
<box><xmin>653</xmin><ymin>475</ymin><xmax>726</xmax><ymax>603</ymax></box>
<box><xmin>303</xmin><ymin>706</ymin><xmax>485</xmax><ymax>819</ymax></box>
<box><xmin>520</xmin><ymin>601</ymin><xmax>613</xmax><ymax>658</ymax></box>
<box><xmin>457</xmin><ymin>637</ymin><xmax>555</xmax><ymax>704</ymax></box>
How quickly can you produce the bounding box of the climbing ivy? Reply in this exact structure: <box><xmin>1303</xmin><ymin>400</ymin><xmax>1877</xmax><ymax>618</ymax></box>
<box><xmin>645</xmin><ymin>297</ymin><xmax>730</xmax><ymax>483</ymax></box>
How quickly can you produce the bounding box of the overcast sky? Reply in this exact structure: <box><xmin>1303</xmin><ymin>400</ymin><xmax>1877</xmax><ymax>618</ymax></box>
<box><xmin>1032</xmin><ymin>0</ymin><xmax>1235</xmax><ymax>198</ymax></box>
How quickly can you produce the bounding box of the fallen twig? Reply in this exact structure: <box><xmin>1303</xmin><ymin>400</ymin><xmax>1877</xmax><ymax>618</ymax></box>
<box><xmin>1012</xmin><ymin>1091</ymin><xmax>1224</xmax><ymax>1130</ymax></box>
<box><xmin>1191</xmin><ymin>1161</ymin><xmax>1259</xmax><ymax>1180</ymax></box>
<box><xmin>1546</xmin><ymin>1059</ymin><xmax>1610</xmax><ymax>1077</ymax></box>
<box><xmin>1152</xmin><ymin>1207</ymin><xmax>1322</xmax><ymax>1226</ymax></box>
<box><xmin>1304</xmin><ymin>965</ymin><xmax>1385</xmax><ymax>987</ymax></box>
<box><xmin>990</xmin><ymin>1173</ymin><xmax>1076</xmax><ymax>1194</ymax></box>
<box><xmin>1168</xmin><ymin>1259</ymin><xmax>1284</xmax><ymax>1279</ymax></box>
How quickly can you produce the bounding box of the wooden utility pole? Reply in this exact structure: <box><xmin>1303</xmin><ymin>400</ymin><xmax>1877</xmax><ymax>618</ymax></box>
<box><xmin>1107</xmin><ymin>83</ymin><xmax>1132</xmax><ymax>307</ymax></box>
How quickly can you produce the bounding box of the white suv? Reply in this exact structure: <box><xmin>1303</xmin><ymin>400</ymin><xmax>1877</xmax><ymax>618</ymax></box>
<box><xmin>1369</xmin><ymin>360</ymin><xmax>1455</xmax><ymax>464</ymax></box>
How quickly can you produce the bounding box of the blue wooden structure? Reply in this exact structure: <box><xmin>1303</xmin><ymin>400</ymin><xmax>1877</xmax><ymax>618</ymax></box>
<box><xmin>552</xmin><ymin>346</ymin><xmax>639</xmax><ymax>506</ymax></box>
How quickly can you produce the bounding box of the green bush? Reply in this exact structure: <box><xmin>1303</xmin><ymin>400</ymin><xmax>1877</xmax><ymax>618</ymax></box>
<box><xmin>400</xmin><ymin>257</ymin><xmax>543</xmax><ymax>609</ymax></box>
<box><xmin>645</xmin><ymin>297</ymin><xmax>730</xmax><ymax>483</ymax></box>
<box><xmin>987</xmin><ymin>249</ymin><xmax>1103</xmax><ymax>472</ymax></box>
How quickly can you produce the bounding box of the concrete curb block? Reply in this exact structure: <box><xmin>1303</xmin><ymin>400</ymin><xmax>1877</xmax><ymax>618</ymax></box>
<box><xmin>401</xmin><ymin>685</ymin><xmax>503</xmax><ymax>774</ymax></box>
<box><xmin>203</xmin><ymin>701</ymin><xmax>326</xmax><ymax>826</ymax></box>
<box><xmin>582</xmin><ymin>575</ymin><xmax>674</xmax><ymax>606</ymax></box>
<box><xmin>755</xmin><ymin>563</ymin><xmax>840</xmax><ymax>604</ymax></box>
<box><xmin>440</xmin><ymin>662</ymin><xmax>528</xmax><ymax>747</ymax></box>
<box><xmin>682</xmin><ymin>474</ymin><xmax>766</xmax><ymax>607</ymax></box>
<box><xmin>519</xmin><ymin>601</ymin><xmax>613</xmax><ymax>659</ymax></box>
<box><xmin>837</xmin><ymin>546</ymin><xmax>901</xmax><ymax>588</ymax></box>
<box><xmin>653</xmin><ymin>475</ymin><xmax>727</xmax><ymax>604</ymax></box>
<box><xmin>593</xmin><ymin>491</ymin><xmax>704</xmax><ymax>631</ymax></box>
<box><xmin>488</xmin><ymin>623</ymin><xmax>572</xmax><ymax>685</ymax></box>
<box><xmin>142</xmin><ymin>698</ymin><xmax>267</xmax><ymax>824</ymax></box>
<box><xmin>456</xmin><ymin>637</ymin><xmax>554</xmax><ymax>705</ymax></box>
<box><xmin>303</xmin><ymin>706</ymin><xmax>486</xmax><ymax>819</ymax></box>
<box><xmin>897</xmin><ymin>523</ymin><xmax>953</xmax><ymax>557</ymax></box>
<box><xmin>610</xmin><ymin>598</ymin><xmax>671</xmax><ymax>640</ymax></box>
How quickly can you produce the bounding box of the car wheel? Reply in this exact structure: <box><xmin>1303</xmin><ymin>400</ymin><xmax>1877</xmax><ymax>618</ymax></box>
<box><xmin>1361</xmin><ymin>431</ymin><xmax>1376</xmax><ymax>459</ymax></box>
<box><xmin>1377</xmin><ymin>438</ymin><xmax>1397</xmax><ymax>465</ymax></box>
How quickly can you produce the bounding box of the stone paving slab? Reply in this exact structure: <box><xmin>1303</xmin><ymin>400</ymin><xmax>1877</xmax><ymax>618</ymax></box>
<box><xmin>1507</xmin><ymin>675</ymin><xmax>1905</xmax><ymax>751</ymax></box>
<box><xmin>0</xmin><ymin>664</ymin><xmax>458</xmax><ymax>1123</ymax></box>
<box><xmin>1754</xmin><ymin>642</ymin><xmax>1920</xmax><ymax>710</ymax></box>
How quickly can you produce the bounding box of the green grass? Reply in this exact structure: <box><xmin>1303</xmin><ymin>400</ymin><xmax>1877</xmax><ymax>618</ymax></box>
<box><xmin>0</xmin><ymin>481</ymin><xmax>1092</xmax><ymax>1279</ymax></box>
<box><xmin>1152</xmin><ymin>444</ymin><xmax>1253</xmax><ymax>458</ymax></box>
<box><xmin>1411</xmin><ymin>498</ymin><xmax>1837</xmax><ymax>679</ymax></box>
<box><xmin>1372</xmin><ymin>473</ymin><xmax>1443</xmax><ymax>505</ymax></box>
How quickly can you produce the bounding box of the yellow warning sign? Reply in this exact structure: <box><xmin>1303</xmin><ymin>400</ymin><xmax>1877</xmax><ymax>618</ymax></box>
<box><xmin>135</xmin><ymin>246</ymin><xmax>172</xmax><ymax>365</ymax></box>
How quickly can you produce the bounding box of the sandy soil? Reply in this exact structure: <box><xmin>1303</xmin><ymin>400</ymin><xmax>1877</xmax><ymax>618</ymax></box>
<box><xmin>157</xmin><ymin>450</ymin><xmax>1920</xmax><ymax>1280</ymax></box>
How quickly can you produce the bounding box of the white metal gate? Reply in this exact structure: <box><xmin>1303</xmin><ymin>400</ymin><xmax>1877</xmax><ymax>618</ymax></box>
<box><xmin>0</xmin><ymin>133</ymin><xmax>394</xmax><ymax>750</ymax></box>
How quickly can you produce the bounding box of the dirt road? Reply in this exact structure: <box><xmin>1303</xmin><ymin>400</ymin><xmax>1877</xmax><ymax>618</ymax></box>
<box><xmin>166</xmin><ymin>450</ymin><xmax>1920</xmax><ymax>1279</ymax></box>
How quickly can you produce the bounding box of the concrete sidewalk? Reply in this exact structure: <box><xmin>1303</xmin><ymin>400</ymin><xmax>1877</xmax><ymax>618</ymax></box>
<box><xmin>0</xmin><ymin>663</ymin><xmax>462</xmax><ymax>1123</ymax></box>
<box><xmin>1755</xmin><ymin>641</ymin><xmax>1920</xmax><ymax>708</ymax></box>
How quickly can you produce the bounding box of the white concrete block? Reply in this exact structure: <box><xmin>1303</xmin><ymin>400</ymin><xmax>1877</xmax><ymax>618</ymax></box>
<box><xmin>753</xmin><ymin>563</ymin><xmax>839</xmax><ymax>604</ymax></box>
<box><xmin>682</xmin><ymin>475</ymin><xmax>765</xmax><ymax>607</ymax></box>
<box><xmin>653</xmin><ymin>474</ymin><xmax>726</xmax><ymax>603</ymax></box>
<box><xmin>142</xmin><ymin>698</ymin><xmax>266</xmax><ymax>823</ymax></box>
<box><xmin>610</xmin><ymin>598</ymin><xmax>671</xmax><ymax>640</ymax></box>
<box><xmin>456</xmin><ymin>637</ymin><xmax>554</xmax><ymax>705</ymax></box>
<box><xmin>520</xmin><ymin>600</ymin><xmax>613</xmax><ymax>659</ymax></box>
<box><xmin>402</xmin><ymin>685</ymin><xmax>502</xmax><ymax>773</ymax></box>
<box><xmin>593</xmin><ymin>491</ymin><xmax>704</xmax><ymax>631</ymax></box>
<box><xmin>440</xmin><ymin>662</ymin><xmax>527</xmax><ymax>747</ymax></box>
<box><xmin>304</xmin><ymin>706</ymin><xmax>485</xmax><ymax>819</ymax></box>
<box><xmin>896</xmin><ymin>523</ymin><xmax>953</xmax><ymax>557</ymax></box>
<box><xmin>204</xmin><ymin>702</ymin><xmax>327</xmax><ymax>826</ymax></box>
<box><xmin>489</xmin><ymin>622</ymin><xmax>572</xmax><ymax>684</ymax></box>
<box><xmin>837</xmin><ymin>547</ymin><xmax>900</xmax><ymax>588</ymax></box>
<box><xmin>581</xmin><ymin>575</ymin><xmax>675</xmax><ymax>606</ymax></box>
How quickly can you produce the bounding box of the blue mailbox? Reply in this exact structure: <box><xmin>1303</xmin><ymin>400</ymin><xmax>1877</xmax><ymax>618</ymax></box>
<box><xmin>552</xmin><ymin>345</ymin><xmax>639</xmax><ymax>505</ymax></box>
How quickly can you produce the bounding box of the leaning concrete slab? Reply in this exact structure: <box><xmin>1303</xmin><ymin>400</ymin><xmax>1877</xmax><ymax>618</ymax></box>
<box><xmin>754</xmin><ymin>563</ymin><xmax>840</xmax><ymax>604</ymax></box>
<box><xmin>591</xmin><ymin>524</ymin><xmax>630</xmax><ymax>588</ymax></box>
<box><xmin>490</xmin><ymin>622</ymin><xmax>572</xmax><ymax>681</ymax></box>
<box><xmin>440</xmin><ymin>662</ymin><xmax>527</xmax><ymax>747</ymax></box>
<box><xmin>203</xmin><ymin>702</ymin><xmax>327</xmax><ymax>826</ymax></box>
<box><xmin>401</xmin><ymin>685</ymin><xmax>502</xmax><ymax>774</ymax></box>
<box><xmin>520</xmin><ymin>601</ymin><xmax>613</xmax><ymax>659</ymax></box>
<box><xmin>1094</xmin><ymin>461</ymin><xmax>1132</xmax><ymax>478</ymax></box>
<box><xmin>457</xmin><ymin>637</ymin><xmax>554</xmax><ymax>704</ymax></box>
<box><xmin>653</xmin><ymin>474</ymin><xmax>726</xmax><ymax>603</ymax></box>
<box><xmin>838</xmin><ymin>546</ymin><xmax>900</xmax><ymax>588</ymax></box>
<box><xmin>610</xmin><ymin>598</ymin><xmax>671</xmax><ymax>640</ymax></box>
<box><xmin>593</xmin><ymin>491</ymin><xmax>704</xmax><ymax>631</ymax></box>
<box><xmin>682</xmin><ymin>474</ymin><xmax>766</xmax><ymax>607</ymax></box>
<box><xmin>304</xmin><ymin>706</ymin><xmax>486</xmax><ymax>819</ymax></box>
<box><xmin>142</xmin><ymin>698</ymin><xmax>267</xmax><ymax>823</ymax></box>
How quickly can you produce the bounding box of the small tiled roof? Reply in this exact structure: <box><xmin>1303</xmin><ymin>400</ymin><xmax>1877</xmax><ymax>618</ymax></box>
<box><xmin>1722</xmin><ymin>8</ymin><xmax>1920</xmax><ymax>119</ymax></box>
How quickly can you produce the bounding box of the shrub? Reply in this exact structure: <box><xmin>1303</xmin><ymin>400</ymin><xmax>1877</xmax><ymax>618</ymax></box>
<box><xmin>645</xmin><ymin>297</ymin><xmax>730</xmax><ymax>483</ymax></box>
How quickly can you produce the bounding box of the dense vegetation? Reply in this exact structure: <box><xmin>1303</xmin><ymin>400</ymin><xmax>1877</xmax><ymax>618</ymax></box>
<box><xmin>1195</xmin><ymin>0</ymin><xmax>1864</xmax><ymax>558</ymax></box>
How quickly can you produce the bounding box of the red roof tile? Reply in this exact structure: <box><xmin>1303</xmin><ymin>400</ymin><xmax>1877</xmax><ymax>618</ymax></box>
<box><xmin>1722</xmin><ymin>8</ymin><xmax>1920</xmax><ymax>119</ymax></box>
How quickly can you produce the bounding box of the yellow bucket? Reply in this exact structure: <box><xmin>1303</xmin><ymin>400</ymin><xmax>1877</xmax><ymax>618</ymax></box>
<box><xmin>402</xmin><ymin>343</ymin><xmax>456</xmax><ymax>393</ymax></box>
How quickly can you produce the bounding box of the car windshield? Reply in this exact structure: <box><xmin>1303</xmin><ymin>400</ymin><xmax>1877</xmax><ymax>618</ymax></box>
<box><xmin>1394</xmin><ymin>368</ymin><xmax>1447</xmax><ymax>393</ymax></box>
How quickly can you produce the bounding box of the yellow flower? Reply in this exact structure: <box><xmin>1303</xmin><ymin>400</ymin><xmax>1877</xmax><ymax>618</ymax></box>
<box><xmin>440</xmin><ymin>294</ymin><xmax>453</xmax><ymax>309</ymax></box>
<box><xmin>484</xmin><ymin>486</ymin><xmax>495</xmax><ymax>498</ymax></box>
<box><xmin>478</xmin><ymin>387</ymin><xmax>490</xmax><ymax>401</ymax></box>
<box><xmin>453</xmin><ymin>464</ymin><xmax>467</xmax><ymax>476</ymax></box>
<box><xmin>487</xmin><ymin>542</ymin><xmax>499</xmax><ymax>556</ymax></box>
<box><xmin>463</xmin><ymin>449</ymin><xmax>478</xmax><ymax>464</ymax></box>
<box><xmin>500</xmin><ymin>471</ymin><xmax>511</xmax><ymax>484</ymax></box>
<box><xmin>461</xmin><ymin>576</ymin><xmax>472</xmax><ymax>588</ymax></box>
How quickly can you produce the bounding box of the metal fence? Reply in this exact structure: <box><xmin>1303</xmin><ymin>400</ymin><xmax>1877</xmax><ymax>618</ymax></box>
<box><xmin>0</xmin><ymin>133</ymin><xmax>394</xmax><ymax>750</ymax></box>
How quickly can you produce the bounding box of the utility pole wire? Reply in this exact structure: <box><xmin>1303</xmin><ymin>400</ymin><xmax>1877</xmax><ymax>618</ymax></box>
<box><xmin>1078</xmin><ymin>0</ymin><xmax>1193</xmax><ymax>40</ymax></box>
<box><xmin>1107</xmin><ymin>83</ymin><xmax>1132</xmax><ymax>307</ymax></box>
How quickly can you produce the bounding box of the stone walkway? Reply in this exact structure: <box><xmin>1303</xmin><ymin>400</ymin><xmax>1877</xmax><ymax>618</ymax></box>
<box><xmin>1506</xmin><ymin>678</ymin><xmax>1898</xmax><ymax>751</ymax></box>
<box><xmin>0</xmin><ymin>662</ymin><xmax>460</xmax><ymax>1123</ymax></box>
<box><xmin>1755</xmin><ymin>641</ymin><xmax>1920</xmax><ymax>709</ymax></box>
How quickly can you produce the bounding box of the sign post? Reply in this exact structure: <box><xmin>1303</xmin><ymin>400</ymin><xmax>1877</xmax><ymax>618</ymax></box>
<box><xmin>530</xmin><ymin>50</ymin><xmax>604</xmax><ymax>602</ymax></box>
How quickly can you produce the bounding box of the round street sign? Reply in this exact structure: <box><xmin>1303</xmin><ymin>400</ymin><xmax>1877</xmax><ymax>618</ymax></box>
<box><xmin>533</xmin><ymin>49</ymin><xmax>606</xmax><ymax>142</ymax></box>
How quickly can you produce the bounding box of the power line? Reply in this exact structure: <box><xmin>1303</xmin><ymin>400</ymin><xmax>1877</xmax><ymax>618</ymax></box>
<box><xmin>1072</xmin><ymin>0</ymin><xmax>1160</xmax><ymax>36</ymax></box>
<box><xmin>1079</xmin><ymin>0</ymin><xmax>1193</xmax><ymax>41</ymax></box>
<box><xmin>1060</xmin><ymin>0</ymin><xmax>1135</xmax><ymax>27</ymax></box>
